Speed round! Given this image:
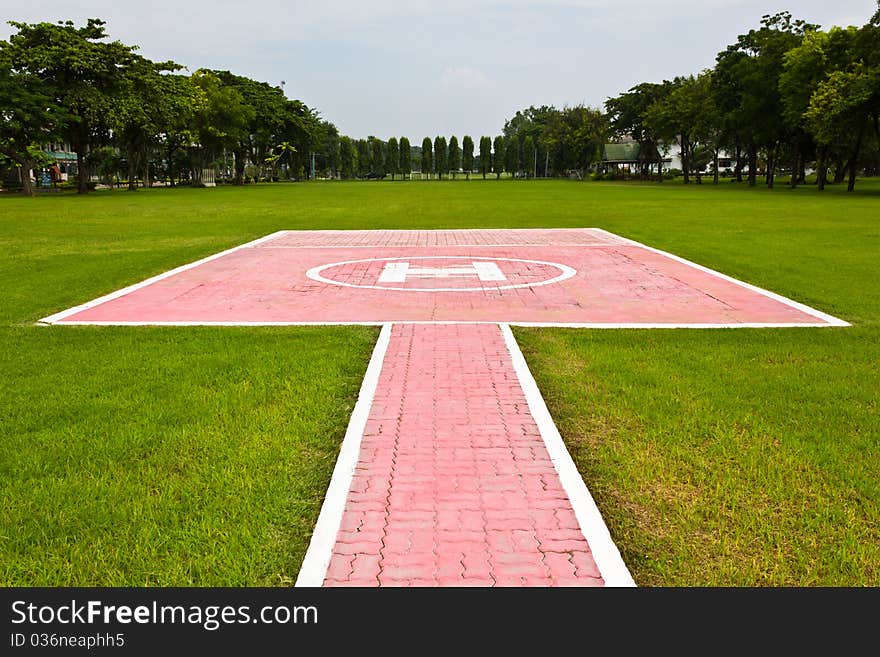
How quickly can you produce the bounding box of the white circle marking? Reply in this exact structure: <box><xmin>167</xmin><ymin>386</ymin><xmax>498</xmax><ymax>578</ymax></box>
<box><xmin>306</xmin><ymin>256</ymin><xmax>577</xmax><ymax>292</ymax></box>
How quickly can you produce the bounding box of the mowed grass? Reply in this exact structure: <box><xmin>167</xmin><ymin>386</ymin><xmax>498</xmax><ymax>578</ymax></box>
<box><xmin>1</xmin><ymin>179</ymin><xmax>878</xmax><ymax>585</ymax></box>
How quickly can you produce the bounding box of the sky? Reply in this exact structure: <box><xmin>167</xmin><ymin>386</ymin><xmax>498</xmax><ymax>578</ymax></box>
<box><xmin>2</xmin><ymin>1</ymin><xmax>876</xmax><ymax>140</ymax></box>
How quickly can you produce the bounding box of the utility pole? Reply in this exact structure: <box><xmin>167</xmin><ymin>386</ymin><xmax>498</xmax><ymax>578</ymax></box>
<box><xmin>545</xmin><ymin>149</ymin><xmax>549</xmax><ymax>178</ymax></box>
<box><xmin>533</xmin><ymin>147</ymin><xmax>537</xmax><ymax>179</ymax></box>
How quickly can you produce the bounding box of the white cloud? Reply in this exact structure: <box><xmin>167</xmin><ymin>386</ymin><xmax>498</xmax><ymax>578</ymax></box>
<box><xmin>441</xmin><ymin>65</ymin><xmax>495</xmax><ymax>91</ymax></box>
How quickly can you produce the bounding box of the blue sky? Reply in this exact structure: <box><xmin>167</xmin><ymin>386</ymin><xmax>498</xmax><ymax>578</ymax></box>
<box><xmin>3</xmin><ymin>1</ymin><xmax>876</xmax><ymax>139</ymax></box>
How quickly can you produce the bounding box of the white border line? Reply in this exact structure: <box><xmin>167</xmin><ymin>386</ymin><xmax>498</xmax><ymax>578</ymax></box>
<box><xmin>38</xmin><ymin>230</ymin><xmax>288</xmax><ymax>325</ymax></box>
<box><xmin>258</xmin><ymin>244</ymin><xmax>622</xmax><ymax>249</ymax></box>
<box><xmin>48</xmin><ymin>320</ymin><xmax>839</xmax><ymax>328</ymax></box>
<box><xmin>295</xmin><ymin>323</ymin><xmax>392</xmax><ymax>587</ymax></box>
<box><xmin>593</xmin><ymin>228</ymin><xmax>849</xmax><ymax>327</ymax></box>
<box><xmin>500</xmin><ymin>323</ymin><xmax>637</xmax><ymax>587</ymax></box>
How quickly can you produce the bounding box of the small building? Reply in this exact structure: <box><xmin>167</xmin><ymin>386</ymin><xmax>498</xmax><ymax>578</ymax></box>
<box><xmin>43</xmin><ymin>142</ymin><xmax>78</xmax><ymax>181</ymax></box>
<box><xmin>598</xmin><ymin>140</ymin><xmax>663</xmax><ymax>178</ymax></box>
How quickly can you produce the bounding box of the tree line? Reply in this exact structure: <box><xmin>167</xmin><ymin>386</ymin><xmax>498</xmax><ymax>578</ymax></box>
<box><xmin>605</xmin><ymin>9</ymin><xmax>880</xmax><ymax>191</ymax></box>
<box><xmin>338</xmin><ymin>104</ymin><xmax>608</xmax><ymax>181</ymax></box>
<box><xmin>354</xmin><ymin>7</ymin><xmax>880</xmax><ymax>191</ymax></box>
<box><xmin>2</xmin><ymin>8</ymin><xmax>879</xmax><ymax>195</ymax></box>
<box><xmin>0</xmin><ymin>19</ymin><xmax>336</xmax><ymax>195</ymax></box>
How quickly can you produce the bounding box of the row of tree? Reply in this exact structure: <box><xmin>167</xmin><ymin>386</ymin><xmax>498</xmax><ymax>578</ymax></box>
<box><xmin>0</xmin><ymin>19</ymin><xmax>336</xmax><ymax>195</ymax></box>
<box><xmin>334</xmin><ymin>106</ymin><xmax>609</xmax><ymax>182</ymax></box>
<box><xmin>3</xmin><ymin>9</ymin><xmax>878</xmax><ymax>195</ymax></box>
<box><xmin>336</xmin><ymin>134</ymin><xmax>500</xmax><ymax>180</ymax></box>
<box><xmin>604</xmin><ymin>9</ymin><xmax>880</xmax><ymax>191</ymax></box>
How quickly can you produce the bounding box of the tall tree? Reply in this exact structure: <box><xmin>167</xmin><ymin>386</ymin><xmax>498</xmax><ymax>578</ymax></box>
<box><xmin>0</xmin><ymin>34</ymin><xmax>70</xmax><ymax>195</ymax></box>
<box><xmin>115</xmin><ymin>56</ymin><xmax>183</xmax><ymax>190</ymax></box>
<box><xmin>522</xmin><ymin>135</ymin><xmax>535</xmax><ymax>178</ymax></box>
<box><xmin>315</xmin><ymin>121</ymin><xmax>340</xmax><ymax>178</ymax></box>
<box><xmin>4</xmin><ymin>19</ymin><xmax>142</xmax><ymax>193</ymax></box>
<box><xmin>478</xmin><ymin>136</ymin><xmax>491</xmax><ymax>179</ymax></box>
<box><xmin>503</xmin><ymin>105</ymin><xmax>556</xmax><ymax>177</ymax></box>
<box><xmin>152</xmin><ymin>74</ymin><xmax>200</xmax><ymax>187</ymax></box>
<box><xmin>448</xmin><ymin>135</ymin><xmax>461</xmax><ymax>179</ymax></box>
<box><xmin>504</xmin><ymin>135</ymin><xmax>520</xmax><ymax>177</ymax></box>
<box><xmin>462</xmin><ymin>135</ymin><xmax>474</xmax><ymax>179</ymax></box>
<box><xmin>421</xmin><ymin>137</ymin><xmax>432</xmax><ymax>179</ymax></box>
<box><xmin>493</xmin><ymin>135</ymin><xmax>505</xmax><ymax>178</ymax></box>
<box><xmin>715</xmin><ymin>12</ymin><xmax>818</xmax><ymax>187</ymax></box>
<box><xmin>645</xmin><ymin>76</ymin><xmax>722</xmax><ymax>184</ymax></box>
<box><xmin>213</xmin><ymin>71</ymin><xmax>291</xmax><ymax>185</ymax></box>
<box><xmin>434</xmin><ymin>136</ymin><xmax>447</xmax><ymax>179</ymax></box>
<box><xmin>780</xmin><ymin>28</ymin><xmax>857</xmax><ymax>188</ymax></box>
<box><xmin>386</xmin><ymin>137</ymin><xmax>400</xmax><ymax>180</ymax></box>
<box><xmin>805</xmin><ymin>15</ymin><xmax>880</xmax><ymax>191</ymax></box>
<box><xmin>542</xmin><ymin>105</ymin><xmax>608</xmax><ymax>176</ymax></box>
<box><xmin>806</xmin><ymin>65</ymin><xmax>880</xmax><ymax>191</ymax></box>
<box><xmin>605</xmin><ymin>83</ymin><xmax>667</xmax><ymax>177</ymax></box>
<box><xmin>339</xmin><ymin>136</ymin><xmax>357</xmax><ymax>179</ymax></box>
<box><xmin>371</xmin><ymin>137</ymin><xmax>385</xmax><ymax>177</ymax></box>
<box><xmin>355</xmin><ymin>139</ymin><xmax>371</xmax><ymax>177</ymax></box>
<box><xmin>399</xmin><ymin>137</ymin><xmax>411</xmax><ymax>179</ymax></box>
<box><xmin>189</xmin><ymin>70</ymin><xmax>253</xmax><ymax>185</ymax></box>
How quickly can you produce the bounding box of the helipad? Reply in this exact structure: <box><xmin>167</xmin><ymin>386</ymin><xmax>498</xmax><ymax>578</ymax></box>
<box><xmin>38</xmin><ymin>228</ymin><xmax>847</xmax><ymax>588</ymax></box>
<box><xmin>40</xmin><ymin>229</ymin><xmax>847</xmax><ymax>327</ymax></box>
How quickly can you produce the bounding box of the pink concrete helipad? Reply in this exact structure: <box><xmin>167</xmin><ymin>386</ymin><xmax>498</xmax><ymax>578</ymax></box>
<box><xmin>42</xmin><ymin>229</ymin><xmax>845</xmax><ymax>327</ymax></box>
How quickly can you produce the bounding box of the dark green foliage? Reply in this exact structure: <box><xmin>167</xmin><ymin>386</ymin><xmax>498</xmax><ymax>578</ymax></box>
<box><xmin>478</xmin><ymin>136</ymin><xmax>491</xmax><ymax>178</ymax></box>
<box><xmin>3</xmin><ymin>19</ymin><xmax>143</xmax><ymax>193</ymax></box>
<box><xmin>356</xmin><ymin>139</ymin><xmax>371</xmax><ymax>177</ymax></box>
<box><xmin>370</xmin><ymin>138</ymin><xmax>385</xmax><ymax>176</ymax></box>
<box><xmin>339</xmin><ymin>136</ymin><xmax>357</xmax><ymax>179</ymax></box>
<box><xmin>522</xmin><ymin>135</ymin><xmax>535</xmax><ymax>178</ymax></box>
<box><xmin>601</xmin><ymin>9</ymin><xmax>880</xmax><ymax>191</ymax></box>
<box><xmin>434</xmin><ymin>136</ymin><xmax>447</xmax><ymax>179</ymax></box>
<box><xmin>448</xmin><ymin>136</ymin><xmax>461</xmax><ymax>178</ymax></box>
<box><xmin>0</xmin><ymin>19</ymin><xmax>324</xmax><ymax>193</ymax></box>
<box><xmin>504</xmin><ymin>135</ymin><xmax>520</xmax><ymax>176</ymax></box>
<box><xmin>420</xmin><ymin>137</ymin><xmax>432</xmax><ymax>178</ymax></box>
<box><xmin>462</xmin><ymin>136</ymin><xmax>474</xmax><ymax>179</ymax></box>
<box><xmin>386</xmin><ymin>137</ymin><xmax>399</xmax><ymax>180</ymax></box>
<box><xmin>493</xmin><ymin>135</ymin><xmax>505</xmax><ymax>178</ymax></box>
<box><xmin>399</xmin><ymin>137</ymin><xmax>411</xmax><ymax>178</ymax></box>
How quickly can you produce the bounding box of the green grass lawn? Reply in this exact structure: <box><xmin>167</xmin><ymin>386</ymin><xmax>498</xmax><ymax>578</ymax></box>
<box><xmin>1</xmin><ymin>179</ymin><xmax>877</xmax><ymax>586</ymax></box>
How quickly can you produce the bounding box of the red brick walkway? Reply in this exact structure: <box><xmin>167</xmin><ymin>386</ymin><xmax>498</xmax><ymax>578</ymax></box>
<box><xmin>323</xmin><ymin>323</ymin><xmax>604</xmax><ymax>587</ymax></box>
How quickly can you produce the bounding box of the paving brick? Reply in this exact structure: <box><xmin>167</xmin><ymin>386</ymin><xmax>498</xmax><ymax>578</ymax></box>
<box><xmin>571</xmin><ymin>551</ymin><xmax>603</xmax><ymax>579</ymax></box>
<box><xmin>553</xmin><ymin>508</ymin><xmax>581</xmax><ymax>529</ymax></box>
<box><xmin>350</xmin><ymin>554</ymin><xmax>382</xmax><ymax>580</ymax></box>
<box><xmin>380</xmin><ymin>565</ymin><xmax>435</xmax><ymax>581</ymax></box>
<box><xmin>323</xmin><ymin>578</ymin><xmax>379</xmax><ymax>588</ymax></box>
<box><xmin>553</xmin><ymin>576</ymin><xmax>604</xmax><ymax>587</ymax></box>
<box><xmin>322</xmin><ymin>323</ymin><xmax>609</xmax><ymax>588</ymax></box>
<box><xmin>333</xmin><ymin>541</ymin><xmax>381</xmax><ymax>556</ymax></box>
<box><xmin>335</xmin><ymin>528</ymin><xmax>384</xmax><ymax>544</ymax></box>
<box><xmin>542</xmin><ymin>552</ymin><xmax>578</xmax><ymax>579</ymax></box>
<box><xmin>324</xmin><ymin>554</ymin><xmax>355</xmax><ymax>581</ymax></box>
<box><xmin>540</xmin><ymin>539</ymin><xmax>591</xmax><ymax>553</ymax></box>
